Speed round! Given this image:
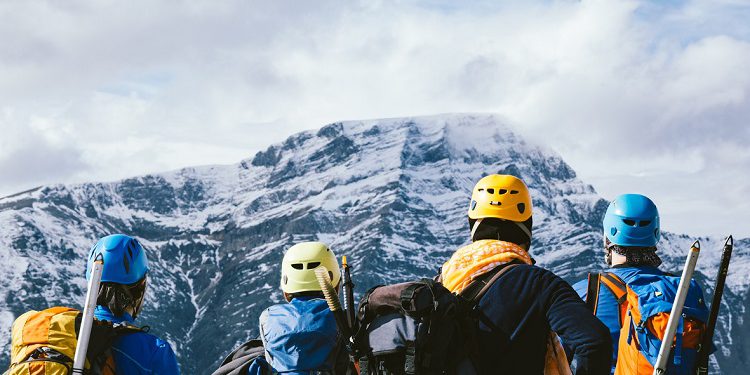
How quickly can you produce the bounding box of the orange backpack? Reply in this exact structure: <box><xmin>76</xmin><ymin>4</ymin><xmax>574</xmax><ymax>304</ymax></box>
<box><xmin>610</xmin><ymin>273</ymin><xmax>708</xmax><ymax>375</ymax></box>
<box><xmin>6</xmin><ymin>307</ymin><xmax>141</xmax><ymax>375</ymax></box>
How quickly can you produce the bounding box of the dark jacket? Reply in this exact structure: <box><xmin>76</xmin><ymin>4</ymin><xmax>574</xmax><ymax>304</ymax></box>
<box><xmin>475</xmin><ymin>263</ymin><xmax>612</xmax><ymax>375</ymax></box>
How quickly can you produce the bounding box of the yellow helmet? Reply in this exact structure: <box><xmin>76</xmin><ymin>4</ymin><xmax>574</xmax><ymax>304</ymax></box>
<box><xmin>280</xmin><ymin>242</ymin><xmax>341</xmax><ymax>294</ymax></box>
<box><xmin>468</xmin><ymin>174</ymin><xmax>532</xmax><ymax>222</ymax></box>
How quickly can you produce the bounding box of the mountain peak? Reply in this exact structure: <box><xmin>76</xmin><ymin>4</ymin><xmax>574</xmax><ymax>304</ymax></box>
<box><xmin>0</xmin><ymin>114</ymin><xmax>745</xmax><ymax>374</ymax></box>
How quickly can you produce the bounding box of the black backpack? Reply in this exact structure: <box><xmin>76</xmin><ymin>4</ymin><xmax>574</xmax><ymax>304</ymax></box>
<box><xmin>353</xmin><ymin>264</ymin><xmax>519</xmax><ymax>375</ymax></box>
<box><xmin>211</xmin><ymin>339</ymin><xmax>269</xmax><ymax>375</ymax></box>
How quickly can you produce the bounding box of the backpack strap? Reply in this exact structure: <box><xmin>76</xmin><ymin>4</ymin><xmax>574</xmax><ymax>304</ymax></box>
<box><xmin>457</xmin><ymin>263</ymin><xmax>522</xmax><ymax>333</ymax></box>
<box><xmin>599</xmin><ymin>272</ymin><xmax>627</xmax><ymax>326</ymax></box>
<box><xmin>358</xmin><ymin>356</ymin><xmax>368</xmax><ymax>375</ymax></box>
<box><xmin>404</xmin><ymin>341</ymin><xmax>416</xmax><ymax>375</ymax></box>
<box><xmin>459</xmin><ymin>263</ymin><xmax>522</xmax><ymax>303</ymax></box>
<box><xmin>585</xmin><ymin>273</ymin><xmax>602</xmax><ymax>314</ymax></box>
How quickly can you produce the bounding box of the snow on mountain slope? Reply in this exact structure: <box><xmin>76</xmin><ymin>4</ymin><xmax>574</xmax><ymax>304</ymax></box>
<box><xmin>0</xmin><ymin>114</ymin><xmax>746</xmax><ymax>373</ymax></box>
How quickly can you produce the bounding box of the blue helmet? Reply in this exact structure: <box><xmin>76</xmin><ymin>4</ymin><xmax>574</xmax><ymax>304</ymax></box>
<box><xmin>603</xmin><ymin>194</ymin><xmax>660</xmax><ymax>247</ymax></box>
<box><xmin>86</xmin><ymin>234</ymin><xmax>149</xmax><ymax>284</ymax></box>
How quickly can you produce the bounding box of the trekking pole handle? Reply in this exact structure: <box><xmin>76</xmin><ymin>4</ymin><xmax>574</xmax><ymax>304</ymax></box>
<box><xmin>653</xmin><ymin>241</ymin><xmax>701</xmax><ymax>375</ymax></box>
<box><xmin>72</xmin><ymin>256</ymin><xmax>104</xmax><ymax>373</ymax></box>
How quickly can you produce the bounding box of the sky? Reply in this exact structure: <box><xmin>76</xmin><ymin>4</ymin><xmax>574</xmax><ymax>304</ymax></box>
<box><xmin>0</xmin><ymin>0</ymin><xmax>748</xmax><ymax>237</ymax></box>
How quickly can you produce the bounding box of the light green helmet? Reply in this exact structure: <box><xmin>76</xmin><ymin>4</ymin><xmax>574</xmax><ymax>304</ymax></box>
<box><xmin>280</xmin><ymin>242</ymin><xmax>341</xmax><ymax>294</ymax></box>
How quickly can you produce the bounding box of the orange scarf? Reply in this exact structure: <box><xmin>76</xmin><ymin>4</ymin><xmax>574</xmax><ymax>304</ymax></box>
<box><xmin>441</xmin><ymin>240</ymin><xmax>532</xmax><ymax>294</ymax></box>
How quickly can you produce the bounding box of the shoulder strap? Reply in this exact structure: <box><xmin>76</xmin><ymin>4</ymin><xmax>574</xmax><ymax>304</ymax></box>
<box><xmin>598</xmin><ymin>272</ymin><xmax>627</xmax><ymax>326</ymax></box>
<box><xmin>585</xmin><ymin>273</ymin><xmax>602</xmax><ymax>314</ymax></box>
<box><xmin>600</xmin><ymin>273</ymin><xmax>626</xmax><ymax>303</ymax></box>
<box><xmin>459</xmin><ymin>263</ymin><xmax>522</xmax><ymax>303</ymax></box>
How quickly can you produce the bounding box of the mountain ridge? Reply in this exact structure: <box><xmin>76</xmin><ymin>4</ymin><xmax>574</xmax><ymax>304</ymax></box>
<box><xmin>0</xmin><ymin>114</ymin><xmax>746</xmax><ymax>373</ymax></box>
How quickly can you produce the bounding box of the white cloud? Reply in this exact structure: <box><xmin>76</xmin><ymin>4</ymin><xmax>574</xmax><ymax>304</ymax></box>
<box><xmin>0</xmin><ymin>0</ymin><xmax>748</xmax><ymax>236</ymax></box>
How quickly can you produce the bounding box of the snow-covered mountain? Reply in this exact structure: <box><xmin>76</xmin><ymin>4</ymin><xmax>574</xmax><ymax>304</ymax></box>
<box><xmin>0</xmin><ymin>114</ymin><xmax>747</xmax><ymax>374</ymax></box>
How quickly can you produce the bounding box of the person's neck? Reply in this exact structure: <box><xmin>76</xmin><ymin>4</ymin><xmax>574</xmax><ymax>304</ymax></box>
<box><xmin>610</xmin><ymin>250</ymin><xmax>627</xmax><ymax>266</ymax></box>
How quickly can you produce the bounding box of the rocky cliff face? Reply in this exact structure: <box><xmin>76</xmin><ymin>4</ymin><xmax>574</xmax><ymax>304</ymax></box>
<box><xmin>0</xmin><ymin>114</ymin><xmax>746</xmax><ymax>373</ymax></box>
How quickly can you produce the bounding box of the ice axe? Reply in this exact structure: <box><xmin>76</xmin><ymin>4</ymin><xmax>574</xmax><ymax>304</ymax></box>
<box><xmin>341</xmin><ymin>256</ymin><xmax>356</xmax><ymax>330</ymax></box>
<box><xmin>315</xmin><ymin>267</ymin><xmax>353</xmax><ymax>339</ymax></box>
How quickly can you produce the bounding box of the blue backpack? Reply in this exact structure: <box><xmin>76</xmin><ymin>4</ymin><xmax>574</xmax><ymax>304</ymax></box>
<box><xmin>611</xmin><ymin>272</ymin><xmax>709</xmax><ymax>375</ymax></box>
<box><xmin>212</xmin><ymin>298</ymin><xmax>352</xmax><ymax>375</ymax></box>
<box><xmin>260</xmin><ymin>297</ymin><xmax>344</xmax><ymax>373</ymax></box>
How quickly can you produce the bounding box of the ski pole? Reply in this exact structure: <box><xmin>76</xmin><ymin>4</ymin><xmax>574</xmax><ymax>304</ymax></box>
<box><xmin>654</xmin><ymin>240</ymin><xmax>701</xmax><ymax>375</ymax></box>
<box><xmin>72</xmin><ymin>255</ymin><xmax>104</xmax><ymax>374</ymax></box>
<box><xmin>695</xmin><ymin>236</ymin><xmax>734</xmax><ymax>375</ymax></box>
<box><xmin>341</xmin><ymin>256</ymin><xmax>356</xmax><ymax>330</ymax></box>
<box><xmin>315</xmin><ymin>267</ymin><xmax>352</xmax><ymax>339</ymax></box>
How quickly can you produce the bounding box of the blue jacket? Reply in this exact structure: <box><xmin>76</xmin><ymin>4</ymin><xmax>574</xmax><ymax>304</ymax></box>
<box><xmin>572</xmin><ymin>266</ymin><xmax>707</xmax><ymax>374</ymax></box>
<box><xmin>94</xmin><ymin>306</ymin><xmax>180</xmax><ymax>374</ymax></box>
<box><xmin>476</xmin><ymin>263</ymin><xmax>612</xmax><ymax>375</ymax></box>
<box><xmin>258</xmin><ymin>297</ymin><xmax>340</xmax><ymax>374</ymax></box>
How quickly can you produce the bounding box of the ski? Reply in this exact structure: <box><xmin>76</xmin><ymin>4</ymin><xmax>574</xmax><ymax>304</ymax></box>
<box><xmin>654</xmin><ymin>240</ymin><xmax>701</xmax><ymax>375</ymax></box>
<box><xmin>72</xmin><ymin>255</ymin><xmax>104</xmax><ymax>374</ymax></box>
<box><xmin>694</xmin><ymin>236</ymin><xmax>734</xmax><ymax>375</ymax></box>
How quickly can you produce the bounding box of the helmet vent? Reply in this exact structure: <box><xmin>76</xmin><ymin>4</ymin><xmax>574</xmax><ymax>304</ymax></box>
<box><xmin>307</xmin><ymin>262</ymin><xmax>321</xmax><ymax>269</ymax></box>
<box><xmin>478</xmin><ymin>188</ymin><xmax>484</xmax><ymax>192</ymax></box>
<box><xmin>510</xmin><ymin>190</ymin><xmax>519</xmax><ymax>194</ymax></box>
<box><xmin>517</xmin><ymin>203</ymin><xmax>525</xmax><ymax>214</ymax></box>
<box><xmin>291</xmin><ymin>263</ymin><xmax>304</xmax><ymax>270</ymax></box>
<box><xmin>622</xmin><ymin>219</ymin><xmax>637</xmax><ymax>226</ymax></box>
<box><xmin>498</xmin><ymin>189</ymin><xmax>507</xmax><ymax>194</ymax></box>
<box><xmin>123</xmin><ymin>255</ymin><xmax>130</xmax><ymax>274</ymax></box>
<box><xmin>487</xmin><ymin>188</ymin><xmax>495</xmax><ymax>194</ymax></box>
<box><xmin>639</xmin><ymin>220</ymin><xmax>652</xmax><ymax>227</ymax></box>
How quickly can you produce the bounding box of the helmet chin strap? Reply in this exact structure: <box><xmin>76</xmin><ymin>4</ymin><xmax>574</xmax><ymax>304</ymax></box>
<box><xmin>471</xmin><ymin>218</ymin><xmax>483</xmax><ymax>241</ymax></box>
<box><xmin>514</xmin><ymin>221</ymin><xmax>532</xmax><ymax>241</ymax></box>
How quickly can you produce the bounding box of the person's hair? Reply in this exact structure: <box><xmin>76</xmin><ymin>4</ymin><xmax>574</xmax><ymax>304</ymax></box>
<box><xmin>469</xmin><ymin>217</ymin><xmax>533</xmax><ymax>249</ymax></box>
<box><xmin>605</xmin><ymin>238</ymin><xmax>662</xmax><ymax>267</ymax></box>
<box><xmin>96</xmin><ymin>276</ymin><xmax>147</xmax><ymax>318</ymax></box>
<box><xmin>285</xmin><ymin>290</ymin><xmax>325</xmax><ymax>300</ymax></box>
